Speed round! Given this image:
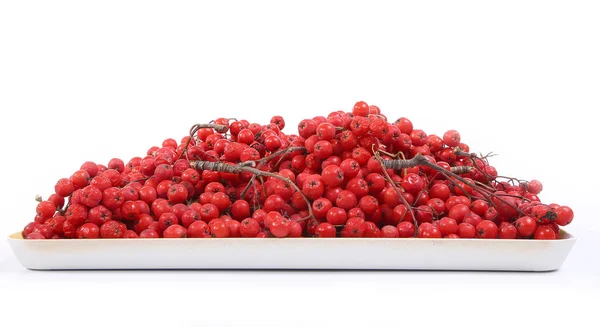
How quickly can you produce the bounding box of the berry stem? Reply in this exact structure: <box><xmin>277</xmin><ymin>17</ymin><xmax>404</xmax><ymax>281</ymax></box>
<box><xmin>382</xmin><ymin>153</ymin><xmax>526</xmax><ymax>217</ymax></box>
<box><xmin>449</xmin><ymin>165</ymin><xmax>473</xmax><ymax>175</ymax></box>
<box><xmin>373</xmin><ymin>151</ymin><xmax>419</xmax><ymax>235</ymax></box>
<box><xmin>258</xmin><ymin>146</ymin><xmax>307</xmax><ymax>167</ymax></box>
<box><xmin>192</xmin><ymin>160</ymin><xmax>317</xmax><ymax>224</ymax></box>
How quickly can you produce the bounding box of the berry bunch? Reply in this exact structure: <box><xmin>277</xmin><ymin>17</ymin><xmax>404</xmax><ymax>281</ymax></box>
<box><xmin>23</xmin><ymin>102</ymin><xmax>574</xmax><ymax>240</ymax></box>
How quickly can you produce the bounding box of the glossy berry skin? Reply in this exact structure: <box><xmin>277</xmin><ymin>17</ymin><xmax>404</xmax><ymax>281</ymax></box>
<box><xmin>55</xmin><ymin>178</ymin><xmax>75</xmax><ymax>197</ymax></box>
<box><xmin>515</xmin><ymin>216</ymin><xmax>537</xmax><ymax>237</ymax></box>
<box><xmin>123</xmin><ymin>230</ymin><xmax>139</xmax><ymax>238</ymax></box>
<box><xmin>167</xmin><ymin>183</ymin><xmax>188</xmax><ymax>204</ymax></box>
<box><xmin>437</xmin><ymin>217</ymin><xmax>458</xmax><ymax>236</ymax></box>
<box><xmin>209</xmin><ymin>220</ymin><xmax>230</xmax><ymax>238</ymax></box>
<box><xmin>315</xmin><ymin>222</ymin><xmax>337</xmax><ymax>238</ymax></box>
<box><xmin>534</xmin><ymin>225</ymin><xmax>556</xmax><ymax>240</ymax></box>
<box><xmin>381</xmin><ymin>225</ymin><xmax>400</xmax><ymax>238</ymax></box>
<box><xmin>139</xmin><ymin>229</ymin><xmax>159</xmax><ymax>238</ymax></box>
<box><xmin>100</xmin><ymin>220</ymin><xmax>125</xmax><ymax>239</ymax></box>
<box><xmin>419</xmin><ymin>226</ymin><xmax>442</xmax><ymax>238</ymax></box>
<box><xmin>321</xmin><ymin>165</ymin><xmax>344</xmax><ymax>187</ymax></box>
<box><xmin>76</xmin><ymin>223</ymin><xmax>100</xmax><ymax>239</ymax></box>
<box><xmin>326</xmin><ymin>207</ymin><xmax>348</xmax><ymax>225</ymax></box>
<box><xmin>476</xmin><ymin>220</ymin><xmax>498</xmax><ymax>239</ymax></box>
<box><xmin>239</xmin><ymin>218</ymin><xmax>260</xmax><ymax>237</ymax></box>
<box><xmin>231</xmin><ymin>200</ymin><xmax>251</xmax><ymax>221</ymax></box>
<box><xmin>352</xmin><ymin>101</ymin><xmax>370</xmax><ymax>117</ymax></box>
<box><xmin>341</xmin><ymin>217</ymin><xmax>366</xmax><ymax>238</ymax></box>
<box><xmin>269</xmin><ymin>217</ymin><xmax>291</xmax><ymax>238</ymax></box>
<box><xmin>36</xmin><ymin>201</ymin><xmax>56</xmax><ymax>219</ymax></box>
<box><xmin>187</xmin><ymin>221</ymin><xmax>209</xmax><ymax>238</ymax></box>
<box><xmin>401</xmin><ymin>173</ymin><xmax>424</xmax><ymax>196</ymax></box>
<box><xmin>335</xmin><ymin>190</ymin><xmax>357</xmax><ymax>211</ymax></box>
<box><xmin>363</xmin><ymin>222</ymin><xmax>382</xmax><ymax>238</ymax></box>
<box><xmin>555</xmin><ymin>206</ymin><xmax>574</xmax><ymax>226</ymax></box>
<box><xmin>163</xmin><ymin>224</ymin><xmax>187</xmax><ymax>238</ymax></box>
<box><xmin>397</xmin><ymin>221</ymin><xmax>415</xmax><ymax>238</ymax></box>
<box><xmin>457</xmin><ymin>223</ymin><xmax>476</xmax><ymax>238</ymax></box>
<box><xmin>526</xmin><ymin>180</ymin><xmax>543</xmax><ymax>194</ymax></box>
<box><xmin>498</xmin><ymin>223</ymin><xmax>518</xmax><ymax>239</ymax></box>
<box><xmin>443</xmin><ymin>130</ymin><xmax>461</xmax><ymax>147</ymax></box>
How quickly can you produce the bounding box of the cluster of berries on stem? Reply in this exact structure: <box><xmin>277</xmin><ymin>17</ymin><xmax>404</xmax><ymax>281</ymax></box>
<box><xmin>24</xmin><ymin>102</ymin><xmax>574</xmax><ymax>240</ymax></box>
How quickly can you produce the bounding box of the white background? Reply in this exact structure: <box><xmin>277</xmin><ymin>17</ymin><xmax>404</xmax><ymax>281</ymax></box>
<box><xmin>1</xmin><ymin>0</ymin><xmax>599</xmax><ymax>326</ymax></box>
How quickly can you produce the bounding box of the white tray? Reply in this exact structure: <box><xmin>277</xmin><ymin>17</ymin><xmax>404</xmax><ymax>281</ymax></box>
<box><xmin>7</xmin><ymin>231</ymin><xmax>576</xmax><ymax>271</ymax></box>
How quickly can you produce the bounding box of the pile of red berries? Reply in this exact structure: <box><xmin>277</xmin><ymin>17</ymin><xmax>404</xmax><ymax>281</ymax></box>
<box><xmin>23</xmin><ymin>101</ymin><xmax>574</xmax><ymax>240</ymax></box>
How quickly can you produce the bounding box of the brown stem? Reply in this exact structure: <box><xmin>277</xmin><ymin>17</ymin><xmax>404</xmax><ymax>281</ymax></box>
<box><xmin>381</xmin><ymin>153</ymin><xmax>431</xmax><ymax>170</ymax></box>
<box><xmin>382</xmin><ymin>154</ymin><xmax>526</xmax><ymax>217</ymax></box>
<box><xmin>258</xmin><ymin>146</ymin><xmax>307</xmax><ymax>166</ymax></box>
<box><xmin>374</xmin><ymin>151</ymin><xmax>419</xmax><ymax>235</ymax></box>
<box><xmin>450</xmin><ymin>165</ymin><xmax>473</xmax><ymax>175</ymax></box>
<box><xmin>453</xmin><ymin>147</ymin><xmax>478</xmax><ymax>158</ymax></box>
<box><xmin>192</xmin><ymin>123</ymin><xmax>229</xmax><ymax>134</ymax></box>
<box><xmin>192</xmin><ymin>160</ymin><xmax>316</xmax><ymax>224</ymax></box>
<box><xmin>240</xmin><ymin>146</ymin><xmax>306</xmax><ymax>199</ymax></box>
<box><xmin>178</xmin><ymin>123</ymin><xmax>228</xmax><ymax>160</ymax></box>
<box><xmin>474</xmin><ymin>180</ymin><xmax>497</xmax><ymax>192</ymax></box>
<box><xmin>240</xmin><ymin>175</ymin><xmax>257</xmax><ymax>200</ymax></box>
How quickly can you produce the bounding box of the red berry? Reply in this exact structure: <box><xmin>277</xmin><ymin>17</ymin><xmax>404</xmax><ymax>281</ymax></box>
<box><xmin>108</xmin><ymin>158</ymin><xmax>125</xmax><ymax>173</ymax></box>
<box><xmin>211</xmin><ymin>192</ymin><xmax>232</xmax><ymax>213</ymax></box>
<box><xmin>315</xmin><ymin>222</ymin><xmax>337</xmax><ymax>238</ymax></box>
<box><xmin>534</xmin><ymin>225</ymin><xmax>556</xmax><ymax>240</ymax></box>
<box><xmin>71</xmin><ymin>169</ymin><xmax>91</xmax><ymax>189</ymax></box>
<box><xmin>499</xmin><ymin>223</ymin><xmax>518</xmax><ymax>239</ymax></box>
<box><xmin>209</xmin><ymin>220</ymin><xmax>229</xmax><ymax>238</ymax></box>
<box><xmin>397</xmin><ymin>221</ymin><xmax>415</xmax><ymax>238</ymax></box>
<box><xmin>476</xmin><ymin>220</ymin><xmax>498</xmax><ymax>239</ymax></box>
<box><xmin>80</xmin><ymin>162</ymin><xmax>99</xmax><ymax>177</ymax></box>
<box><xmin>167</xmin><ymin>183</ymin><xmax>188</xmax><ymax>204</ymax></box>
<box><xmin>76</xmin><ymin>223</ymin><xmax>100</xmax><ymax>239</ymax></box>
<box><xmin>437</xmin><ymin>217</ymin><xmax>458</xmax><ymax>236</ymax></box>
<box><xmin>163</xmin><ymin>224</ymin><xmax>187</xmax><ymax>238</ymax></box>
<box><xmin>239</xmin><ymin>218</ymin><xmax>260</xmax><ymax>237</ymax></box>
<box><xmin>335</xmin><ymin>190</ymin><xmax>357</xmax><ymax>211</ymax></box>
<box><xmin>443</xmin><ymin>130</ymin><xmax>461</xmax><ymax>147</ymax></box>
<box><xmin>352</xmin><ymin>101</ymin><xmax>370</xmax><ymax>117</ymax></box>
<box><xmin>363</xmin><ymin>222</ymin><xmax>382</xmax><ymax>238</ymax></box>
<box><xmin>80</xmin><ymin>185</ymin><xmax>103</xmax><ymax>207</ymax></box>
<box><xmin>36</xmin><ymin>201</ymin><xmax>56</xmax><ymax>219</ymax></box>
<box><xmin>187</xmin><ymin>221</ymin><xmax>209</xmax><ymax>238</ymax></box>
<box><xmin>515</xmin><ymin>216</ymin><xmax>537</xmax><ymax>237</ymax></box>
<box><xmin>326</xmin><ymin>207</ymin><xmax>347</xmax><ymax>225</ymax></box>
<box><xmin>100</xmin><ymin>220</ymin><xmax>125</xmax><ymax>238</ymax></box>
<box><xmin>26</xmin><ymin>232</ymin><xmax>46</xmax><ymax>239</ymax></box>
<box><xmin>269</xmin><ymin>217</ymin><xmax>291</xmax><ymax>238</ymax></box>
<box><xmin>457</xmin><ymin>223</ymin><xmax>476</xmax><ymax>238</ymax></box>
<box><xmin>139</xmin><ymin>229</ymin><xmax>159</xmax><ymax>238</ymax></box>
<box><xmin>65</xmin><ymin>203</ymin><xmax>88</xmax><ymax>227</ymax></box>
<box><xmin>448</xmin><ymin>204</ymin><xmax>470</xmax><ymax>224</ymax></box>
<box><xmin>381</xmin><ymin>225</ymin><xmax>399</xmax><ymax>238</ymax></box>
<box><xmin>316</xmin><ymin>123</ymin><xmax>336</xmax><ymax>141</ymax></box>
<box><xmin>341</xmin><ymin>217</ymin><xmax>366</xmax><ymax>237</ymax></box>
<box><xmin>526</xmin><ymin>180</ymin><xmax>543</xmax><ymax>195</ymax></box>
<box><xmin>555</xmin><ymin>206</ymin><xmax>574</xmax><ymax>226</ymax></box>
<box><xmin>23</xmin><ymin>222</ymin><xmax>42</xmax><ymax>238</ymax></box>
<box><xmin>55</xmin><ymin>178</ymin><xmax>75</xmax><ymax>197</ymax></box>
<box><xmin>401</xmin><ymin>173</ymin><xmax>424</xmax><ymax>196</ymax></box>
<box><xmin>321</xmin><ymin>165</ymin><xmax>344</xmax><ymax>187</ymax></box>
<box><xmin>123</xmin><ymin>230</ymin><xmax>138</xmax><ymax>238</ymax></box>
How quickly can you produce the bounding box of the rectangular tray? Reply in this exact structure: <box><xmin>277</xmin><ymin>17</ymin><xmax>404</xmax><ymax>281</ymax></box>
<box><xmin>7</xmin><ymin>231</ymin><xmax>576</xmax><ymax>271</ymax></box>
